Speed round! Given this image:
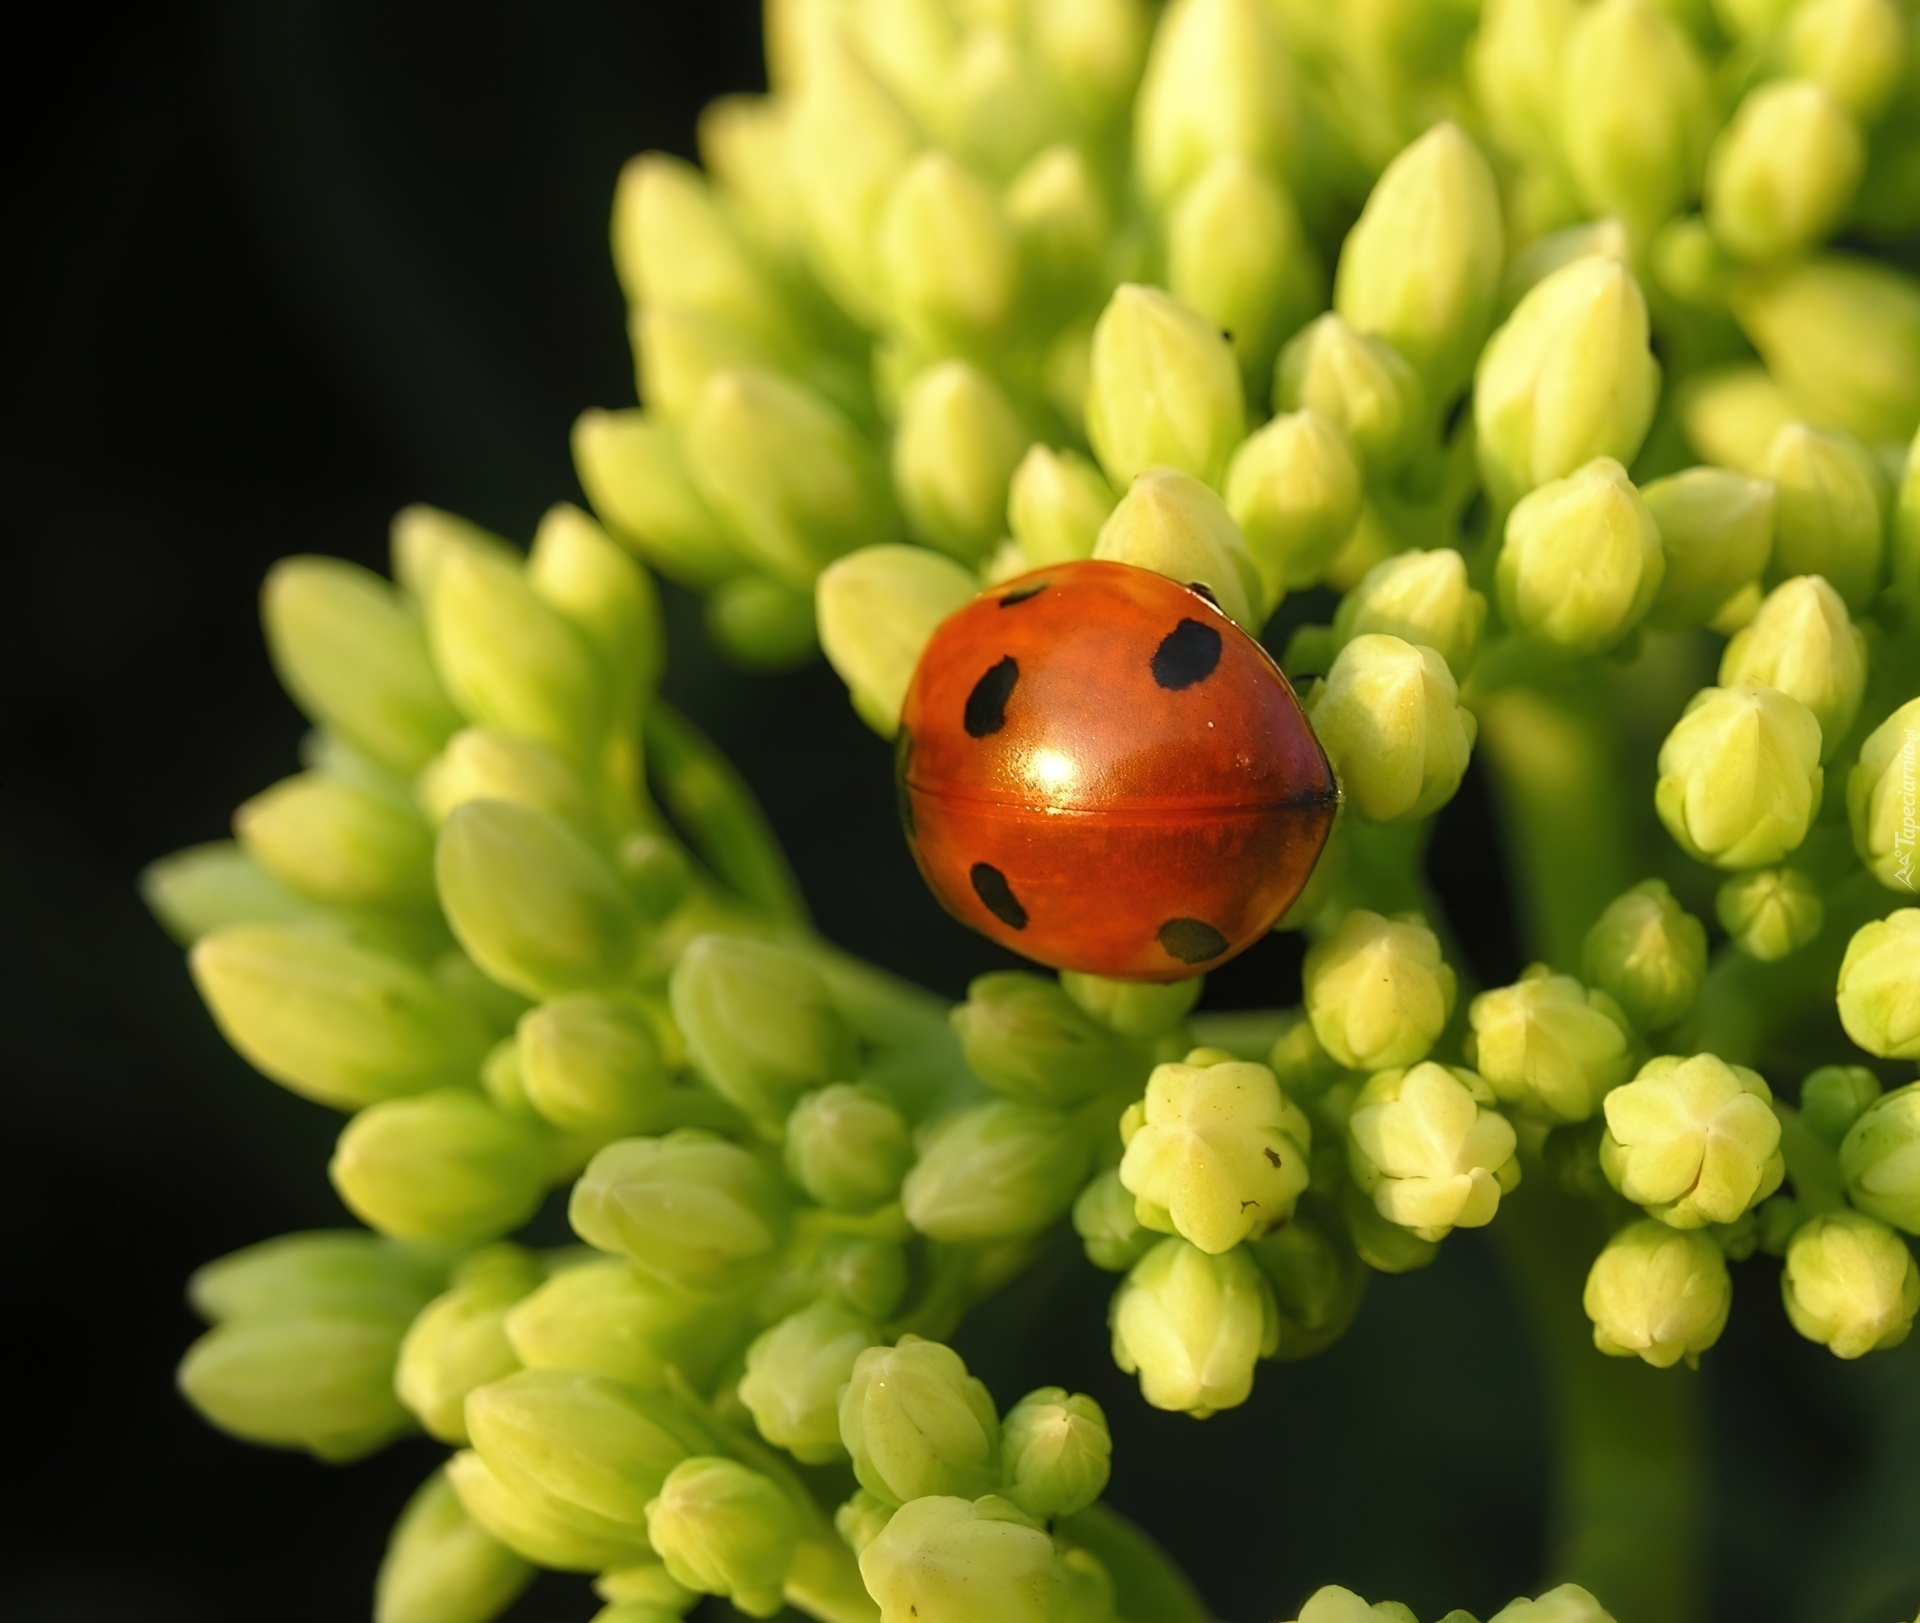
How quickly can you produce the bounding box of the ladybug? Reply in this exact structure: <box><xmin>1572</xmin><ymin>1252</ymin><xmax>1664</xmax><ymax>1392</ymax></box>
<box><xmin>896</xmin><ymin>559</ymin><xmax>1338</xmax><ymax>982</ymax></box>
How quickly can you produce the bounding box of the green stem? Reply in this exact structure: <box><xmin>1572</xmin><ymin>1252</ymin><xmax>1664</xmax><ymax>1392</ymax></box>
<box><xmin>1057</xmin><ymin>1502</ymin><xmax>1214</xmax><ymax>1623</ymax></box>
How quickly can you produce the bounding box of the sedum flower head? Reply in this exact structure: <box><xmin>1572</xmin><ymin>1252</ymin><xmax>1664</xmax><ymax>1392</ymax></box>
<box><xmin>1835</xmin><ymin>912</ymin><xmax>1920</xmax><ymax>1061</ymax></box>
<box><xmin>839</xmin><ymin>1337</ymin><xmax>1002</xmax><ymax>1507</ymax></box>
<box><xmin>1223</xmin><ymin>409</ymin><xmax>1362</xmax><ymax>602</ymax></box>
<box><xmin>644</xmin><ymin>1456</ymin><xmax>799</xmax><ymax>1617</ymax></box>
<box><xmin>1348</xmin><ymin>1063</ymin><xmax>1521</xmax><ymax>1240</ymax></box>
<box><xmin>999</xmin><ymin>1387</ymin><xmax>1113</xmax><ymax>1520</ymax></box>
<box><xmin>1117</xmin><ymin>1055</ymin><xmax>1313</xmax><ymax>1254</ymax></box>
<box><xmin>1304</xmin><ymin>910</ymin><xmax>1457</xmax><ymax>1071</ymax></box>
<box><xmin>1838</xmin><ymin>1079</ymin><xmax>1920</xmax><ymax>1231</ymax></box>
<box><xmin>1109</xmin><ymin>1237</ymin><xmax>1277</xmax><ymax>1417</ymax></box>
<box><xmin>1847</xmin><ymin>698</ymin><xmax>1920</xmax><ymax>894</ymax></box>
<box><xmin>1584</xmin><ymin>1219</ymin><xmax>1731</xmax><ymax>1368</ymax></box>
<box><xmin>1640</xmin><ymin>467</ymin><xmax>1776</xmax><ymax>632</ymax></box>
<box><xmin>902</xmin><ymin>1100</ymin><xmax>1092</xmax><ymax>1244</ymax></box>
<box><xmin>375</xmin><ymin>1468</ymin><xmax>534</xmax><ymax>1623</ymax></box>
<box><xmin>1305</xmin><ymin>636</ymin><xmax>1476</xmax><ymax>822</ymax></box>
<box><xmin>1781</xmin><ymin>1210</ymin><xmax>1920</xmax><ymax>1359</ymax></box>
<box><xmin>1467</xmin><ymin>965</ymin><xmax>1634</xmax><ymax>1125</ymax></box>
<box><xmin>1715</xmin><ymin>868</ymin><xmax>1825</xmax><ymax>963</ymax></box>
<box><xmin>1274</xmin><ymin>313</ymin><xmax>1424</xmax><ymax>475</ymax></box>
<box><xmin>1085</xmin><ymin>284</ymin><xmax>1245</xmax><ymax>492</ymax></box>
<box><xmin>1600</xmin><ymin>1054</ymin><xmax>1785</xmax><ymax>1228</ymax></box>
<box><xmin>1581</xmin><ymin>880</ymin><xmax>1709</xmax><ymax>1033</ymax></box>
<box><xmin>1497</xmin><ymin>457</ymin><xmax>1664</xmax><ymax>653</ymax></box>
<box><xmin>1654</xmin><ymin>684</ymin><xmax>1824</xmax><ymax>870</ymax></box>
<box><xmin>1332</xmin><ymin>549</ymin><xmax>1486</xmax><ymax>679</ymax></box>
<box><xmin>1704</xmin><ymin>80</ymin><xmax>1864</xmax><ymax>265</ymax></box>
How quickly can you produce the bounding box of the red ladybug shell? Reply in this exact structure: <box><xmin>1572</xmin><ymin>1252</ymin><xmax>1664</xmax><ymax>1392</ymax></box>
<box><xmin>897</xmin><ymin>559</ymin><xmax>1337</xmax><ymax>982</ymax></box>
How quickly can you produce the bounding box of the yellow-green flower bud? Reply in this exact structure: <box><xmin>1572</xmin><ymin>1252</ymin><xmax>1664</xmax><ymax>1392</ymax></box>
<box><xmin>1273</xmin><ymin>314</ymin><xmax>1425</xmax><ymax>475</ymax></box>
<box><xmin>527</xmin><ymin>502</ymin><xmax>662</xmax><ymax>703</ymax></box>
<box><xmin>1085</xmin><ymin>285</ymin><xmax>1246</xmax><ymax>493</ymax></box>
<box><xmin>569</xmin><ymin>1130</ymin><xmax>791</xmax><ymax>1294</ymax></box>
<box><xmin>706</xmin><ymin>574</ymin><xmax>818</xmax><ymax>671</ymax></box>
<box><xmin>1486</xmin><ymin>1585</ymin><xmax>1618</xmax><ymax>1623</ymax></box>
<box><xmin>859</xmin><ymin>1494</ymin><xmax>1099</xmax><ymax>1623</ymax></box>
<box><xmin>1060</xmin><ymin>971</ymin><xmax>1202</xmax><ymax>1040</ymax></box>
<box><xmin>1092</xmin><ymin>467</ymin><xmax>1262</xmax><ymax>629</ymax></box>
<box><xmin>571</xmin><ymin>410</ymin><xmax>739</xmax><ymax>590</ymax></box>
<box><xmin>1836</xmin><ymin>912</ymin><xmax>1920</xmax><ymax>1061</ymax></box>
<box><xmin>331</xmin><ymin>1091</ymin><xmax>553</xmax><ymax>1246</ymax></box>
<box><xmin>1654</xmin><ymin>685</ymin><xmax>1824</xmax><ymax>869</ymax></box>
<box><xmin>1559</xmin><ymin>0</ymin><xmax>1713</xmax><ymax>241</ymax></box>
<box><xmin>1581</xmin><ymin>880</ymin><xmax>1709</xmax><ymax>1033</ymax></box>
<box><xmin>1600</xmin><ymin>1054</ymin><xmax>1784</xmax><ymax>1227</ymax></box>
<box><xmin>1001</xmin><ymin>1388</ymin><xmax>1111</xmax><ymax>1521</ymax></box>
<box><xmin>1295</xmin><ymin>1587</ymin><xmax>1420</xmax><ymax>1623</ymax></box>
<box><xmin>593</xmin><ymin>1552</ymin><xmax>694</xmax><ymax>1612</ymax></box>
<box><xmin>235</xmin><ymin>774</ymin><xmax>437</xmax><ymax>923</ymax></box>
<box><xmin>1248</xmin><ymin>1209</ymin><xmax>1368</xmax><ymax>1360</ymax></box>
<box><xmin>1466</xmin><ymin>966</ymin><xmax>1634</xmax><ymax>1125</ymax></box>
<box><xmin>1006</xmin><ymin>146</ymin><xmax>1109</xmax><ymax>314</ymax></box>
<box><xmin>262</xmin><ymin>558</ymin><xmax>461</xmax><ymax>775</ymax></box>
<box><xmin>817</xmin><ymin>544</ymin><xmax>978</xmax><ymax>738</ymax></box>
<box><xmin>435</xmin><ymin>801</ymin><xmax>636</xmax><ymax>1001</ymax></box>
<box><xmin>685</xmin><ymin>369</ymin><xmax>898</xmax><ymax>589</ymax></box>
<box><xmin>902</xmin><ymin>1101</ymin><xmax>1093</xmax><ymax>1244</ymax></box>
<box><xmin>141</xmin><ymin>841</ymin><xmax>314</xmax><ymax>945</ymax></box>
<box><xmin>375</xmin><ymin>1468</ymin><xmax>535</xmax><ymax>1623</ymax></box>
<box><xmin>189</xmin><ymin>926</ymin><xmax>491</xmax><ymax>1110</ymax></box>
<box><xmin>1678</xmin><ymin>366</ymin><xmax>1793</xmax><ymax>478</ymax></box>
<box><xmin>1475</xmin><ymin>256</ymin><xmax>1660</xmax><ymax>509</ymax></box>
<box><xmin>517</xmin><ymin>996</ymin><xmax>668</xmax><ymax>1138</ymax></box>
<box><xmin>418</xmin><ymin>730</ymin><xmax>588</xmax><ymax>830</ymax></box>
<box><xmin>1710</xmin><ymin>78</ymin><xmax>1867</xmax><ymax>265</ymax></box>
<box><xmin>1786</xmin><ymin>0</ymin><xmax>1907</xmax><ymax>122</ymax></box>
<box><xmin>1781</xmin><ymin>1209</ymin><xmax>1920</xmax><ymax>1358</ymax></box>
<box><xmin>1339</xmin><ymin>1177</ymin><xmax>1442</xmax><ymax>1275</ymax></box>
<box><xmin>1109</xmin><ymin>1236</ymin><xmax>1277</xmax><ymax>1416</ymax></box>
<box><xmin>1007</xmin><ymin>447</ymin><xmax>1116</xmax><ymax>568</ymax></box>
<box><xmin>1498</xmin><ymin>457</ymin><xmax>1664</xmax><ymax>653</ymax></box>
<box><xmin>391</xmin><ymin>505</ymin><xmax>517</xmax><ymax>601</ymax></box>
<box><xmin>1583</xmin><ymin>1218</ymin><xmax>1731</xmax><ymax>1367</ymax></box>
<box><xmin>835</xmin><ymin>1490</ymin><xmax>894</xmax><ymax>1558</ymax></box>
<box><xmin>1716</xmin><ymin>867</ymin><xmax>1825</xmax><ymax>962</ymax></box>
<box><xmin>644</xmin><ymin>1457</ymin><xmax>798</xmax><ymax>1618</ymax></box>
<box><xmin>738</xmin><ymin>1300</ymin><xmax>879</xmax><ymax>1464</ymax></box>
<box><xmin>1332</xmin><ymin>550</ymin><xmax>1486</xmax><ymax>679</ymax></box>
<box><xmin>1132</xmin><ymin>0</ymin><xmax>1296</xmax><ymax>211</ymax></box>
<box><xmin>1117</xmin><ymin>1057</ymin><xmax>1311</xmax><ymax>1253</ymax></box>
<box><xmin>1349</xmin><ymin>1064</ymin><xmax>1520</xmax><ymax>1239</ymax></box>
<box><xmin>1033</xmin><ymin>0</ymin><xmax>1151</xmax><ymax>126</ymax></box>
<box><xmin>446</xmin><ymin>1448</ymin><xmax>650</xmax><ymax>1571</ymax></box>
<box><xmin>894</xmin><ymin>361</ymin><xmax>1032</xmax><ymax>564</ymax></box>
<box><xmin>1468</xmin><ymin>0</ymin><xmax>1579</xmax><ymax>164</ymax></box>
<box><xmin>785</xmin><ymin>1084</ymin><xmax>913</xmax><ymax>1210</ymax></box>
<box><xmin>840</xmin><ymin>1336</ymin><xmax>1002</xmax><ymax>1506</ymax></box>
<box><xmin>1305</xmin><ymin>638</ymin><xmax>1476</xmax><ymax>822</ymax></box>
<box><xmin>880</xmin><ymin>152</ymin><xmax>1017</xmax><ymax>345</ymax></box>
<box><xmin>504</xmin><ymin>1257</ymin><xmax>742</xmax><ymax>1390</ymax></box>
<box><xmin>1641</xmin><ymin>467</ymin><xmax>1776</xmax><ymax>631</ymax></box>
<box><xmin>396</xmin><ymin>1247</ymin><xmax>543</xmax><ymax>1445</ymax></box>
<box><xmin>1073</xmin><ymin>1168</ymin><xmax>1158</xmax><ymax>1273</ymax></box>
<box><xmin>1224</xmin><ymin>410</ymin><xmax>1362</xmax><ymax>602</ymax></box>
<box><xmin>1800</xmin><ymin>1065</ymin><xmax>1883</xmax><ymax>1148</ymax></box>
<box><xmin>1334</xmin><ymin>122</ymin><xmax>1504</xmax><ymax>407</ymax></box>
<box><xmin>1304</xmin><ymin>911</ymin><xmax>1457</xmax><ymax>1070</ymax></box>
<box><xmin>1847</xmin><ymin>698</ymin><xmax>1920</xmax><ymax>893</ymax></box>
<box><xmin>953</xmin><ymin>974</ymin><xmax>1139</xmax><ymax>1107</ymax></box>
<box><xmin>1897</xmin><ymin>429</ymin><xmax>1920</xmax><ymax>594</ymax></box>
<box><xmin>188</xmin><ymin>1230</ymin><xmax>446</xmax><ymax>1324</ymax></box>
<box><xmin>634</xmin><ymin>304</ymin><xmax>777</xmax><ymax>430</ymax></box>
<box><xmin>611</xmin><ymin>154</ymin><xmax>785</xmax><ymax>342</ymax></box>
<box><xmin>1710</xmin><ymin>0</ymin><xmax>1797</xmax><ymax>40</ymax></box>
<box><xmin>1839</xmin><ymin>1079</ymin><xmax>1920</xmax><ymax>1229</ymax></box>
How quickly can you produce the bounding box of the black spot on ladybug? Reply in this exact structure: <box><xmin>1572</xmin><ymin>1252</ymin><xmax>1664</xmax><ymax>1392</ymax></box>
<box><xmin>964</xmin><ymin>656</ymin><xmax>1019</xmax><ymax>737</ymax></box>
<box><xmin>999</xmin><ymin>581</ymin><xmax>1049</xmax><ymax>606</ymax></box>
<box><xmin>1187</xmin><ymin>582</ymin><xmax>1219</xmax><ymax>607</ymax></box>
<box><xmin>971</xmin><ymin>863</ymin><xmax>1028</xmax><ymax>930</ymax></box>
<box><xmin>1158</xmin><ymin>917</ymin><xmax>1228</xmax><ymax>963</ymax></box>
<box><xmin>893</xmin><ymin>727</ymin><xmax>916</xmax><ymax>839</ymax></box>
<box><xmin>1150</xmin><ymin>619</ymin><xmax>1222</xmax><ymax>691</ymax></box>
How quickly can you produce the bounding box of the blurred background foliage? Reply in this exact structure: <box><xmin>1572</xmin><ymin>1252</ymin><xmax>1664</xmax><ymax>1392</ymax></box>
<box><xmin>3</xmin><ymin>4</ymin><xmax>1914</xmax><ymax>1620</ymax></box>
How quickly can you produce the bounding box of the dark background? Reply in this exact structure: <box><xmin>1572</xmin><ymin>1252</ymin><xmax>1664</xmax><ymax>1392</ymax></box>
<box><xmin>5</xmin><ymin>5</ymin><xmax>1916</xmax><ymax>1621</ymax></box>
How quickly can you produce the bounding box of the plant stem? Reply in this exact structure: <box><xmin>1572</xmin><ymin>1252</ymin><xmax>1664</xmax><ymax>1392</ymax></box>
<box><xmin>1058</xmin><ymin>1502</ymin><xmax>1215</xmax><ymax>1623</ymax></box>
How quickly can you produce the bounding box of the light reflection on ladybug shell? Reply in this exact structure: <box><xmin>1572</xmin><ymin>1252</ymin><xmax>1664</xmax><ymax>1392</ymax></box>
<box><xmin>896</xmin><ymin>559</ymin><xmax>1338</xmax><ymax>983</ymax></box>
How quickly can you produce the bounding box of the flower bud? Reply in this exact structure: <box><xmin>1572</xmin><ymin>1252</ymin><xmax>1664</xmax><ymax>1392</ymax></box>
<box><xmin>840</xmin><ymin>1336</ymin><xmax>1002</xmax><ymax>1506</ymax></box>
<box><xmin>878</xmin><ymin>152</ymin><xmax>1016</xmax><ymax>347</ymax></box>
<box><xmin>1296</xmin><ymin>1588</ymin><xmax>1421</xmax><ymax>1623</ymax></box>
<box><xmin>1654</xmin><ymin>685</ymin><xmax>1824</xmax><ymax>870</ymax></box>
<box><xmin>1073</xmin><ymin>1169</ymin><xmax>1158</xmax><ymax>1273</ymax></box>
<box><xmin>1006</xmin><ymin>147</ymin><xmax>1109</xmax><ymax>314</ymax></box>
<box><xmin>1033</xmin><ymin>0</ymin><xmax>1151</xmax><ymax>127</ymax></box>
<box><xmin>331</xmin><ymin>1091</ymin><xmax>552</xmax><ymax>1246</ymax></box>
<box><xmin>785</xmin><ymin>1084</ymin><xmax>913</xmax><ymax>1210</ymax></box>
<box><xmin>1248</xmin><ymin>1209</ymin><xmax>1368</xmax><ymax>1360</ymax></box>
<box><xmin>706</xmin><ymin>573</ymin><xmax>818</xmax><ymax>670</ymax></box>
<box><xmin>1837</xmin><ymin>912</ymin><xmax>1920</xmax><ymax>1061</ymax></box>
<box><xmin>817</xmin><ymin>544</ymin><xmax>978</xmax><ymax>737</ymax></box>
<box><xmin>1092</xmin><ymin>467</ymin><xmax>1262</xmax><ymax>629</ymax></box>
<box><xmin>1467</xmin><ymin>967</ymin><xmax>1634</xmax><ymax>1125</ymax></box>
<box><xmin>1468</xmin><ymin>0</ymin><xmax>1579</xmax><ymax>164</ymax></box>
<box><xmin>1007</xmin><ymin>447</ymin><xmax>1116</xmax><ymax>568</ymax></box>
<box><xmin>1224</xmin><ymin>410</ymin><xmax>1362</xmax><ymax>602</ymax></box>
<box><xmin>669</xmin><ymin>936</ymin><xmax>856</xmax><ymax>1126</ymax></box>
<box><xmin>611</xmin><ymin>154</ymin><xmax>786</xmax><ymax>340</ymax></box>
<box><xmin>1085</xmin><ymin>285</ymin><xmax>1246</xmax><ymax>493</ymax></box>
<box><xmin>859</xmin><ymin>1494</ymin><xmax>1095</xmax><ymax>1623</ymax></box>
<box><xmin>504</xmin><ymin>1257</ymin><xmax>743</xmax><ymax>1390</ymax></box>
<box><xmin>1897</xmin><ymin>432</ymin><xmax>1920</xmax><ymax>595</ymax></box>
<box><xmin>418</xmin><ymin>729</ymin><xmax>588</xmax><ymax>830</ymax></box>
<box><xmin>1486</xmin><ymin>1585</ymin><xmax>1618</xmax><ymax>1623</ymax></box>
<box><xmin>569</xmin><ymin>1131</ymin><xmax>791</xmax><ymax>1294</ymax></box>
<box><xmin>1719</xmin><ymin>866</ymin><xmax>1827</xmax><ymax>963</ymax></box>
<box><xmin>1800</xmin><ymin>1065</ymin><xmax>1883</xmax><ymax>1149</ymax></box>
<box><xmin>435</xmin><ymin>801</ymin><xmax>637</xmax><ymax>1001</ymax></box>
<box><xmin>1339</xmin><ymin>1177</ymin><xmax>1442</xmax><ymax>1275</ymax></box>
<box><xmin>1581</xmin><ymin>880</ymin><xmax>1709</xmax><ymax>1033</ymax></box>
<box><xmin>1600</xmin><ymin>1054</ymin><xmax>1784</xmax><ymax>1227</ymax></box>
<box><xmin>187</xmin><ymin>1230</ymin><xmax>446</xmax><ymax>1324</ymax></box>
<box><xmin>1498</xmin><ymin>458</ymin><xmax>1664</xmax><ymax>653</ymax></box>
<box><xmin>446</xmin><ymin>1448</ymin><xmax>650</xmax><ymax>1571</ymax></box>
<box><xmin>375</xmin><ymin>1468</ymin><xmax>535</xmax><ymax>1623</ymax></box>
<box><xmin>141</xmin><ymin>841</ymin><xmax>314</xmax><ymax>945</ymax></box>
<box><xmin>902</xmin><ymin>1101</ymin><xmax>1093</xmax><ymax>1244</ymax></box>
<box><xmin>1117</xmin><ymin>1057</ymin><xmax>1311</xmax><ymax>1253</ymax></box>
<box><xmin>189</xmin><ymin>926</ymin><xmax>492</xmax><ymax>1110</ymax></box>
<box><xmin>177</xmin><ymin>1310</ymin><xmax>414</xmax><ymax>1462</ymax></box>
<box><xmin>893</xmin><ymin>362</ymin><xmax>1032</xmax><ymax>564</ymax></box>
<box><xmin>1678</xmin><ymin>366</ymin><xmax>1792</xmax><ymax>478</ymax></box>
<box><xmin>685</xmin><ymin>369</ymin><xmax>898</xmax><ymax>589</ymax></box>
<box><xmin>1110</xmin><ymin>1237</ymin><xmax>1277</xmax><ymax>1416</ymax></box>
<box><xmin>1349</xmin><ymin>1064</ymin><xmax>1520</xmax><ymax>1239</ymax></box>
<box><xmin>1559</xmin><ymin>0</ymin><xmax>1713</xmax><ymax>241</ymax></box>
<box><xmin>835</xmin><ymin>1491</ymin><xmax>894</xmax><ymax>1558</ymax></box>
<box><xmin>1273</xmin><ymin>314</ymin><xmax>1425</xmax><ymax>476</ymax></box>
<box><xmin>1583</xmin><ymin>1219</ymin><xmax>1731</xmax><ymax>1367</ymax></box>
<box><xmin>571</xmin><ymin>410</ymin><xmax>739</xmax><ymax>590</ymax></box>
<box><xmin>262</xmin><ymin>558</ymin><xmax>461</xmax><ymax>775</ymax></box>
<box><xmin>527</xmin><ymin>503</ymin><xmax>662</xmax><ymax>702</ymax></box>
<box><xmin>1306</xmin><ymin>639</ymin><xmax>1476</xmax><ymax>823</ymax></box>
<box><xmin>738</xmin><ymin>1300</ymin><xmax>878</xmax><ymax>1464</ymax></box>
<box><xmin>1132</xmin><ymin>0</ymin><xmax>1296</xmax><ymax>211</ymax></box>
<box><xmin>1847</xmin><ymin>698</ymin><xmax>1920</xmax><ymax>893</ymax></box>
<box><xmin>635</xmin><ymin>305</ymin><xmax>775</xmax><ymax>429</ymax></box>
<box><xmin>1839</xmin><ymin>1079</ymin><xmax>1920</xmax><ymax>1229</ymax></box>
<box><xmin>395</xmin><ymin>1247</ymin><xmax>543</xmax><ymax>1445</ymax></box>
<box><xmin>1781</xmin><ymin>1209</ymin><xmax>1920</xmax><ymax>1358</ymax></box>
<box><xmin>1474</xmin><ymin>256</ymin><xmax>1660</xmax><ymax>509</ymax></box>
<box><xmin>644</xmin><ymin>1457</ymin><xmax>798</xmax><ymax>1617</ymax></box>
<box><xmin>1706</xmin><ymin>81</ymin><xmax>1864</xmax><ymax>265</ymax></box>
<box><xmin>1059</xmin><ymin>971</ymin><xmax>1201</xmax><ymax>1039</ymax></box>
<box><xmin>1304</xmin><ymin>911</ymin><xmax>1457</xmax><ymax>1070</ymax></box>
<box><xmin>1641</xmin><ymin>468</ymin><xmax>1776</xmax><ymax>631</ymax></box>
<box><xmin>1332</xmin><ymin>550</ymin><xmax>1486</xmax><ymax>679</ymax></box>
<box><xmin>1001</xmin><ymin>1388</ymin><xmax>1112</xmax><ymax>1520</ymax></box>
<box><xmin>1786</xmin><ymin>0</ymin><xmax>1907</xmax><ymax>121</ymax></box>
<box><xmin>951</xmin><ymin>973</ymin><xmax>1142</xmax><ymax>1108</ymax></box>
<box><xmin>517</xmin><ymin>996</ymin><xmax>668</xmax><ymax>1138</ymax></box>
